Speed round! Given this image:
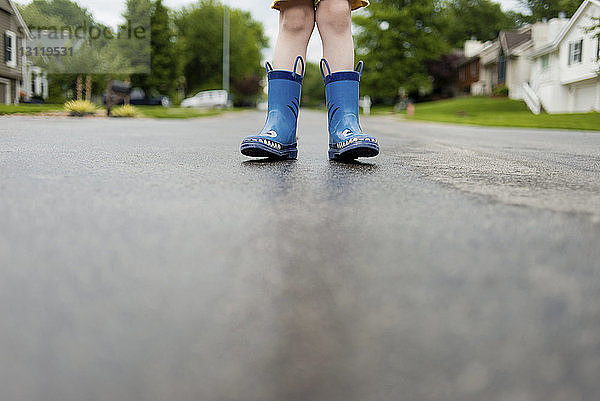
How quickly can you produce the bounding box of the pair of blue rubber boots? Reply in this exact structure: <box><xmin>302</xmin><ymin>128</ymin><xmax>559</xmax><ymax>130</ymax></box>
<box><xmin>240</xmin><ymin>56</ymin><xmax>379</xmax><ymax>160</ymax></box>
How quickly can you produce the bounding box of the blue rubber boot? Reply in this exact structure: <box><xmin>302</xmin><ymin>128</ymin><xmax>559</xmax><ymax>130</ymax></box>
<box><xmin>241</xmin><ymin>56</ymin><xmax>304</xmax><ymax>159</ymax></box>
<box><xmin>321</xmin><ymin>59</ymin><xmax>379</xmax><ymax>160</ymax></box>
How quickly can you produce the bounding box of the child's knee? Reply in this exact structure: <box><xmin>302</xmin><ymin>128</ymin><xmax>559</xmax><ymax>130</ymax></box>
<box><xmin>280</xmin><ymin>5</ymin><xmax>315</xmax><ymax>35</ymax></box>
<box><xmin>316</xmin><ymin>0</ymin><xmax>352</xmax><ymax>34</ymax></box>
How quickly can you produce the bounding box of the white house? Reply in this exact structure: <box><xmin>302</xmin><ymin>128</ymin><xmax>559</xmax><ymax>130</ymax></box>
<box><xmin>470</xmin><ymin>40</ymin><xmax>499</xmax><ymax>95</ymax></box>
<box><xmin>464</xmin><ymin>18</ymin><xmax>571</xmax><ymax>99</ymax></box>
<box><xmin>1</xmin><ymin>0</ymin><xmax>47</xmax><ymax>104</ymax></box>
<box><xmin>463</xmin><ymin>28</ymin><xmax>535</xmax><ymax>98</ymax></box>
<box><xmin>458</xmin><ymin>5</ymin><xmax>600</xmax><ymax>114</ymax></box>
<box><xmin>528</xmin><ymin>0</ymin><xmax>600</xmax><ymax>113</ymax></box>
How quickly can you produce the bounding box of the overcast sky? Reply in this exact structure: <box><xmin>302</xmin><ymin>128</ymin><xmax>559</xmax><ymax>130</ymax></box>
<box><xmin>18</xmin><ymin>0</ymin><xmax>528</xmax><ymax>62</ymax></box>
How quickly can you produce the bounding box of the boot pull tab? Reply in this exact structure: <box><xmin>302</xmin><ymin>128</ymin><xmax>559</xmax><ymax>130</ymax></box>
<box><xmin>293</xmin><ymin>56</ymin><xmax>305</xmax><ymax>78</ymax></box>
<box><xmin>355</xmin><ymin>61</ymin><xmax>364</xmax><ymax>79</ymax></box>
<box><xmin>320</xmin><ymin>58</ymin><xmax>332</xmax><ymax>81</ymax></box>
<box><xmin>265</xmin><ymin>62</ymin><xmax>273</xmax><ymax>73</ymax></box>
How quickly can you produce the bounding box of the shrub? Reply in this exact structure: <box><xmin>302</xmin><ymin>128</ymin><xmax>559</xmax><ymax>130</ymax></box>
<box><xmin>492</xmin><ymin>85</ymin><xmax>509</xmax><ymax>97</ymax></box>
<box><xmin>64</xmin><ymin>100</ymin><xmax>97</xmax><ymax>116</ymax></box>
<box><xmin>110</xmin><ymin>105</ymin><xmax>138</xmax><ymax>118</ymax></box>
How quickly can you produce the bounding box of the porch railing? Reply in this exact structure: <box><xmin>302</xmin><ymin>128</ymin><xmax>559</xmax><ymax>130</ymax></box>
<box><xmin>522</xmin><ymin>82</ymin><xmax>541</xmax><ymax>115</ymax></box>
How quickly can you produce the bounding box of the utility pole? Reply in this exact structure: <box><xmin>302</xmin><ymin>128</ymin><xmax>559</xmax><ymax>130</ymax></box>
<box><xmin>222</xmin><ymin>3</ymin><xmax>230</xmax><ymax>100</ymax></box>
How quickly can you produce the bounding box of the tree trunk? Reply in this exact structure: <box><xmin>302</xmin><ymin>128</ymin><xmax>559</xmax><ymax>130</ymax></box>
<box><xmin>85</xmin><ymin>75</ymin><xmax>92</xmax><ymax>101</ymax></box>
<box><xmin>76</xmin><ymin>75</ymin><xmax>83</xmax><ymax>100</ymax></box>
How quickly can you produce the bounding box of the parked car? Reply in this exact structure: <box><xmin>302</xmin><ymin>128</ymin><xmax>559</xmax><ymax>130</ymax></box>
<box><xmin>181</xmin><ymin>90</ymin><xmax>228</xmax><ymax>108</ymax></box>
<box><xmin>103</xmin><ymin>88</ymin><xmax>170</xmax><ymax>107</ymax></box>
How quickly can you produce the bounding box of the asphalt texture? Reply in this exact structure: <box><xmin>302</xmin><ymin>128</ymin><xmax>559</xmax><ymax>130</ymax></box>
<box><xmin>1</xmin><ymin>110</ymin><xmax>599</xmax><ymax>401</ymax></box>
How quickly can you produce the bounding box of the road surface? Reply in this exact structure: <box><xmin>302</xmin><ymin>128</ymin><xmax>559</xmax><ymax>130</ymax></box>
<box><xmin>1</xmin><ymin>110</ymin><xmax>599</xmax><ymax>401</ymax></box>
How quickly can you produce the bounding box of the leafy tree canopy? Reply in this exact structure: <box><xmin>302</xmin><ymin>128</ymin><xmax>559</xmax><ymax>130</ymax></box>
<box><xmin>174</xmin><ymin>0</ymin><xmax>268</xmax><ymax>100</ymax></box>
<box><xmin>302</xmin><ymin>62</ymin><xmax>325</xmax><ymax>107</ymax></box>
<box><xmin>519</xmin><ymin>0</ymin><xmax>582</xmax><ymax>21</ymax></box>
<box><xmin>442</xmin><ymin>0</ymin><xmax>522</xmax><ymax>47</ymax></box>
<box><xmin>148</xmin><ymin>0</ymin><xmax>178</xmax><ymax>95</ymax></box>
<box><xmin>117</xmin><ymin>0</ymin><xmax>153</xmax><ymax>78</ymax></box>
<box><xmin>18</xmin><ymin>0</ymin><xmax>95</xmax><ymax>28</ymax></box>
<box><xmin>353</xmin><ymin>0</ymin><xmax>449</xmax><ymax>99</ymax></box>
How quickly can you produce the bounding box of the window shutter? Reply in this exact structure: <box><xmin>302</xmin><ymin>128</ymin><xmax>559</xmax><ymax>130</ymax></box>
<box><xmin>579</xmin><ymin>40</ymin><xmax>583</xmax><ymax>62</ymax></box>
<box><xmin>568</xmin><ymin>43</ymin><xmax>572</xmax><ymax>65</ymax></box>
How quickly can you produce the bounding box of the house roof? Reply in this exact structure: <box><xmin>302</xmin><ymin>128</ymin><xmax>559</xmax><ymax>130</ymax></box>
<box><xmin>502</xmin><ymin>30</ymin><xmax>532</xmax><ymax>51</ymax></box>
<box><xmin>498</xmin><ymin>28</ymin><xmax>533</xmax><ymax>56</ymax></box>
<box><xmin>529</xmin><ymin>0</ymin><xmax>600</xmax><ymax>58</ymax></box>
<box><xmin>4</xmin><ymin>0</ymin><xmax>32</xmax><ymax>39</ymax></box>
<box><xmin>456</xmin><ymin>55</ymin><xmax>479</xmax><ymax>67</ymax></box>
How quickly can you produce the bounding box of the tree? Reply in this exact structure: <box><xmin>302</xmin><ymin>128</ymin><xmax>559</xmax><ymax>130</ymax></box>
<box><xmin>174</xmin><ymin>0</ymin><xmax>268</xmax><ymax>101</ymax></box>
<box><xmin>558</xmin><ymin>0</ymin><xmax>584</xmax><ymax>17</ymax></box>
<box><xmin>585</xmin><ymin>16</ymin><xmax>600</xmax><ymax>75</ymax></box>
<box><xmin>353</xmin><ymin>0</ymin><xmax>449</xmax><ymax>101</ymax></box>
<box><xmin>520</xmin><ymin>0</ymin><xmax>561</xmax><ymax>21</ymax></box>
<box><xmin>519</xmin><ymin>0</ymin><xmax>581</xmax><ymax>21</ymax></box>
<box><xmin>18</xmin><ymin>0</ymin><xmax>121</xmax><ymax>101</ymax></box>
<box><xmin>302</xmin><ymin>62</ymin><xmax>326</xmax><ymax>107</ymax></box>
<box><xmin>117</xmin><ymin>0</ymin><xmax>153</xmax><ymax>89</ymax></box>
<box><xmin>442</xmin><ymin>0</ymin><xmax>521</xmax><ymax>48</ymax></box>
<box><xmin>426</xmin><ymin>52</ymin><xmax>463</xmax><ymax>97</ymax></box>
<box><xmin>18</xmin><ymin>0</ymin><xmax>95</xmax><ymax>28</ymax></box>
<box><xmin>147</xmin><ymin>0</ymin><xmax>178</xmax><ymax>96</ymax></box>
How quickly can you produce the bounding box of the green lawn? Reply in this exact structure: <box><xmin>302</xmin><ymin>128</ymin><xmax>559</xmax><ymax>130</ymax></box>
<box><xmin>407</xmin><ymin>97</ymin><xmax>600</xmax><ymax>131</ymax></box>
<box><xmin>135</xmin><ymin>106</ymin><xmax>223</xmax><ymax>119</ymax></box>
<box><xmin>0</xmin><ymin>104</ymin><xmax>64</xmax><ymax>115</ymax></box>
<box><xmin>0</xmin><ymin>103</ymin><xmax>224</xmax><ymax>119</ymax></box>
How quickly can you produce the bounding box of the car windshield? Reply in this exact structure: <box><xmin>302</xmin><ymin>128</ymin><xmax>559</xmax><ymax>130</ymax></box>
<box><xmin>130</xmin><ymin>89</ymin><xmax>145</xmax><ymax>99</ymax></box>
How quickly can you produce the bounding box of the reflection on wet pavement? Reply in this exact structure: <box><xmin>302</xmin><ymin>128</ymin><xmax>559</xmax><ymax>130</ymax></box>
<box><xmin>1</xmin><ymin>112</ymin><xmax>599</xmax><ymax>401</ymax></box>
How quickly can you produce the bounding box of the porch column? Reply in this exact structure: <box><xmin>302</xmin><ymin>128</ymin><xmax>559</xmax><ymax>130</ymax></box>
<box><xmin>43</xmin><ymin>74</ymin><xmax>48</xmax><ymax>99</ymax></box>
<box><xmin>24</xmin><ymin>69</ymin><xmax>30</xmax><ymax>99</ymax></box>
<box><xmin>35</xmin><ymin>74</ymin><xmax>41</xmax><ymax>96</ymax></box>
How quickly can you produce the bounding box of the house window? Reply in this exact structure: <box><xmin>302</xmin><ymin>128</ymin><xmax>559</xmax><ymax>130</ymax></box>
<box><xmin>470</xmin><ymin>62</ymin><xmax>477</xmax><ymax>77</ymax></box>
<box><xmin>568</xmin><ymin>39</ymin><xmax>583</xmax><ymax>65</ymax></box>
<box><xmin>459</xmin><ymin>66</ymin><xmax>466</xmax><ymax>81</ymax></box>
<box><xmin>4</xmin><ymin>31</ymin><xmax>17</xmax><ymax>68</ymax></box>
<box><xmin>541</xmin><ymin>54</ymin><xmax>550</xmax><ymax>70</ymax></box>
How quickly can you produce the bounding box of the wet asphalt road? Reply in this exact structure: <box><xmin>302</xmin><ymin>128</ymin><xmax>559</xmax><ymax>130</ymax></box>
<box><xmin>1</xmin><ymin>110</ymin><xmax>599</xmax><ymax>401</ymax></box>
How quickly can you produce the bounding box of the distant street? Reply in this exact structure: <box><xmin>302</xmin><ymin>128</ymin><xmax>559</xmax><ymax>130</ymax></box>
<box><xmin>1</xmin><ymin>110</ymin><xmax>599</xmax><ymax>401</ymax></box>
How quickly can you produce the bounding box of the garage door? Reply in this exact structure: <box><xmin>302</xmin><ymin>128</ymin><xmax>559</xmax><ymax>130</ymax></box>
<box><xmin>574</xmin><ymin>84</ymin><xmax>595</xmax><ymax>112</ymax></box>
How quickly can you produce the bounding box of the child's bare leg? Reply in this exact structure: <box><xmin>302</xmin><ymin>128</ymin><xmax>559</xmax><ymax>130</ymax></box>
<box><xmin>273</xmin><ymin>0</ymin><xmax>315</xmax><ymax>70</ymax></box>
<box><xmin>316</xmin><ymin>0</ymin><xmax>379</xmax><ymax>160</ymax></box>
<box><xmin>240</xmin><ymin>0</ymin><xmax>313</xmax><ymax>159</ymax></box>
<box><xmin>316</xmin><ymin>0</ymin><xmax>354</xmax><ymax>71</ymax></box>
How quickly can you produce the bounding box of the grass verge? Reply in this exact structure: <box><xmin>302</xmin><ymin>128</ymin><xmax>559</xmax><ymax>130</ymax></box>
<box><xmin>136</xmin><ymin>106</ymin><xmax>223</xmax><ymax>119</ymax></box>
<box><xmin>0</xmin><ymin>104</ymin><xmax>64</xmax><ymax>115</ymax></box>
<box><xmin>407</xmin><ymin>97</ymin><xmax>600</xmax><ymax>131</ymax></box>
<box><xmin>1</xmin><ymin>104</ymin><xmax>224</xmax><ymax>119</ymax></box>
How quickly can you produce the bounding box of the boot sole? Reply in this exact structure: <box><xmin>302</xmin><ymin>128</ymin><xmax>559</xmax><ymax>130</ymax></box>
<box><xmin>241</xmin><ymin>141</ymin><xmax>298</xmax><ymax>160</ymax></box>
<box><xmin>329</xmin><ymin>141</ymin><xmax>379</xmax><ymax>160</ymax></box>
